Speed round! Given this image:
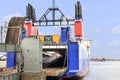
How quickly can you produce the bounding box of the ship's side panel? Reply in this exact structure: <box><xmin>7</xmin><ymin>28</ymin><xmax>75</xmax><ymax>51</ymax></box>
<box><xmin>78</xmin><ymin>40</ymin><xmax>90</xmax><ymax>76</ymax></box>
<box><xmin>7</xmin><ymin>52</ymin><xmax>16</xmax><ymax>69</ymax></box>
<box><xmin>82</xmin><ymin>41</ymin><xmax>90</xmax><ymax>70</ymax></box>
<box><xmin>68</xmin><ymin>42</ymin><xmax>79</xmax><ymax>70</ymax></box>
<box><xmin>61</xmin><ymin>27</ymin><xmax>67</xmax><ymax>45</ymax></box>
<box><xmin>78</xmin><ymin>42</ymin><xmax>84</xmax><ymax>71</ymax></box>
<box><xmin>61</xmin><ymin>41</ymin><xmax>90</xmax><ymax>78</ymax></box>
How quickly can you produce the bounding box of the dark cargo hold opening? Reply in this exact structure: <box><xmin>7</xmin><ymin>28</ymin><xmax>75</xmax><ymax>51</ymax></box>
<box><xmin>43</xmin><ymin>49</ymin><xmax>67</xmax><ymax>76</ymax></box>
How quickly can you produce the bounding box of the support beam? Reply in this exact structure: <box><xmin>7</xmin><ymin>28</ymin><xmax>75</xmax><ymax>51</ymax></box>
<box><xmin>0</xmin><ymin>43</ymin><xmax>20</xmax><ymax>52</ymax></box>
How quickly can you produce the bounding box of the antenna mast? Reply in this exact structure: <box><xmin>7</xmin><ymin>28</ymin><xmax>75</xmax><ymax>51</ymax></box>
<box><xmin>53</xmin><ymin>0</ymin><xmax>55</xmax><ymax>8</ymax></box>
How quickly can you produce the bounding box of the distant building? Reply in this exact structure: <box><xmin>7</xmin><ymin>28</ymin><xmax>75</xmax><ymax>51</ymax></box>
<box><xmin>90</xmin><ymin>57</ymin><xmax>106</xmax><ymax>61</ymax></box>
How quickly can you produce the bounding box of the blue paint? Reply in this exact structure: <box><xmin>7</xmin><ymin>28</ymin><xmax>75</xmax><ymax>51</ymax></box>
<box><xmin>75</xmin><ymin>17</ymin><xmax>82</xmax><ymax>20</ymax></box>
<box><xmin>61</xmin><ymin>27</ymin><xmax>67</xmax><ymax>45</ymax></box>
<box><xmin>67</xmin><ymin>27</ymin><xmax>71</xmax><ymax>44</ymax></box>
<box><xmin>7</xmin><ymin>52</ymin><xmax>16</xmax><ymax>69</ymax></box>
<box><xmin>61</xmin><ymin>27</ymin><xmax>70</xmax><ymax>45</ymax></box>
<box><xmin>25</xmin><ymin>18</ymin><xmax>32</xmax><ymax>21</ymax></box>
<box><xmin>22</xmin><ymin>29</ymin><xmax>26</xmax><ymax>39</ymax></box>
<box><xmin>60</xmin><ymin>42</ymin><xmax>79</xmax><ymax>77</ymax></box>
<box><xmin>60</xmin><ymin>42</ymin><xmax>90</xmax><ymax>77</ymax></box>
<box><xmin>68</xmin><ymin>42</ymin><xmax>79</xmax><ymax>70</ymax></box>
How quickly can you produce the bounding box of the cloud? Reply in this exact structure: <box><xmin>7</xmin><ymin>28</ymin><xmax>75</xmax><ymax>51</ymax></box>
<box><xmin>94</xmin><ymin>2</ymin><xmax>112</xmax><ymax>12</ymax></box>
<box><xmin>90</xmin><ymin>26</ymin><xmax>102</xmax><ymax>33</ymax></box>
<box><xmin>82</xmin><ymin>5</ymin><xmax>89</xmax><ymax>12</ymax></box>
<box><xmin>111</xmin><ymin>24</ymin><xmax>120</xmax><ymax>34</ymax></box>
<box><xmin>94</xmin><ymin>28</ymin><xmax>101</xmax><ymax>33</ymax></box>
<box><xmin>92</xmin><ymin>40</ymin><xmax>100</xmax><ymax>48</ymax></box>
<box><xmin>109</xmin><ymin>40</ymin><xmax>120</xmax><ymax>47</ymax></box>
<box><xmin>3</xmin><ymin>13</ymin><xmax>23</xmax><ymax>22</ymax></box>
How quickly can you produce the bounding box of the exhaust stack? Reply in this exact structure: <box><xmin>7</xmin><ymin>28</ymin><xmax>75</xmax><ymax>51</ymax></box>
<box><xmin>74</xmin><ymin>1</ymin><xmax>84</xmax><ymax>39</ymax></box>
<box><xmin>75</xmin><ymin>1</ymin><xmax>82</xmax><ymax>19</ymax></box>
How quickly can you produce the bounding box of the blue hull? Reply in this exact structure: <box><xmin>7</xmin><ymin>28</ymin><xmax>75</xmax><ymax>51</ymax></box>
<box><xmin>61</xmin><ymin>67</ymin><xmax>90</xmax><ymax>79</ymax></box>
<box><xmin>60</xmin><ymin>41</ymin><xmax>90</xmax><ymax>78</ymax></box>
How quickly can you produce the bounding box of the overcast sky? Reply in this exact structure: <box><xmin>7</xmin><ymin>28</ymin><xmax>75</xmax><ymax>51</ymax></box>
<box><xmin>0</xmin><ymin>0</ymin><xmax>120</xmax><ymax>59</ymax></box>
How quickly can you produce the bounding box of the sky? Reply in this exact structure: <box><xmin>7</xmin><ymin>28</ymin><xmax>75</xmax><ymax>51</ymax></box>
<box><xmin>0</xmin><ymin>0</ymin><xmax>120</xmax><ymax>59</ymax></box>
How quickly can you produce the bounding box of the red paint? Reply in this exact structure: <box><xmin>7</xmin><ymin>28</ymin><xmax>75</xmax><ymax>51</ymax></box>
<box><xmin>31</xmin><ymin>26</ymin><xmax>38</xmax><ymax>36</ymax></box>
<box><xmin>74</xmin><ymin>20</ymin><xmax>84</xmax><ymax>37</ymax></box>
<box><xmin>24</xmin><ymin>21</ymin><xmax>38</xmax><ymax>37</ymax></box>
<box><xmin>24</xmin><ymin>21</ymin><xmax>32</xmax><ymax>37</ymax></box>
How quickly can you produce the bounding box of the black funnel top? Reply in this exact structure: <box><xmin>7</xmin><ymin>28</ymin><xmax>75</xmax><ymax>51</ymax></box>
<box><xmin>75</xmin><ymin>1</ymin><xmax>82</xmax><ymax>19</ymax></box>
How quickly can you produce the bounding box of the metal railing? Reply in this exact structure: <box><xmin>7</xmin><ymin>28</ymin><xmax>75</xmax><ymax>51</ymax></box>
<box><xmin>0</xmin><ymin>26</ymin><xmax>22</xmax><ymax>44</ymax></box>
<box><xmin>0</xmin><ymin>73</ymin><xmax>19</xmax><ymax>80</ymax></box>
<box><xmin>0</xmin><ymin>26</ymin><xmax>22</xmax><ymax>52</ymax></box>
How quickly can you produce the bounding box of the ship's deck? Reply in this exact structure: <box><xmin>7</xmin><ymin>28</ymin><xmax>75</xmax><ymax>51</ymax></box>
<box><xmin>0</xmin><ymin>68</ymin><xmax>17</xmax><ymax>75</ymax></box>
<box><xmin>43</xmin><ymin>68</ymin><xmax>66</xmax><ymax>76</ymax></box>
